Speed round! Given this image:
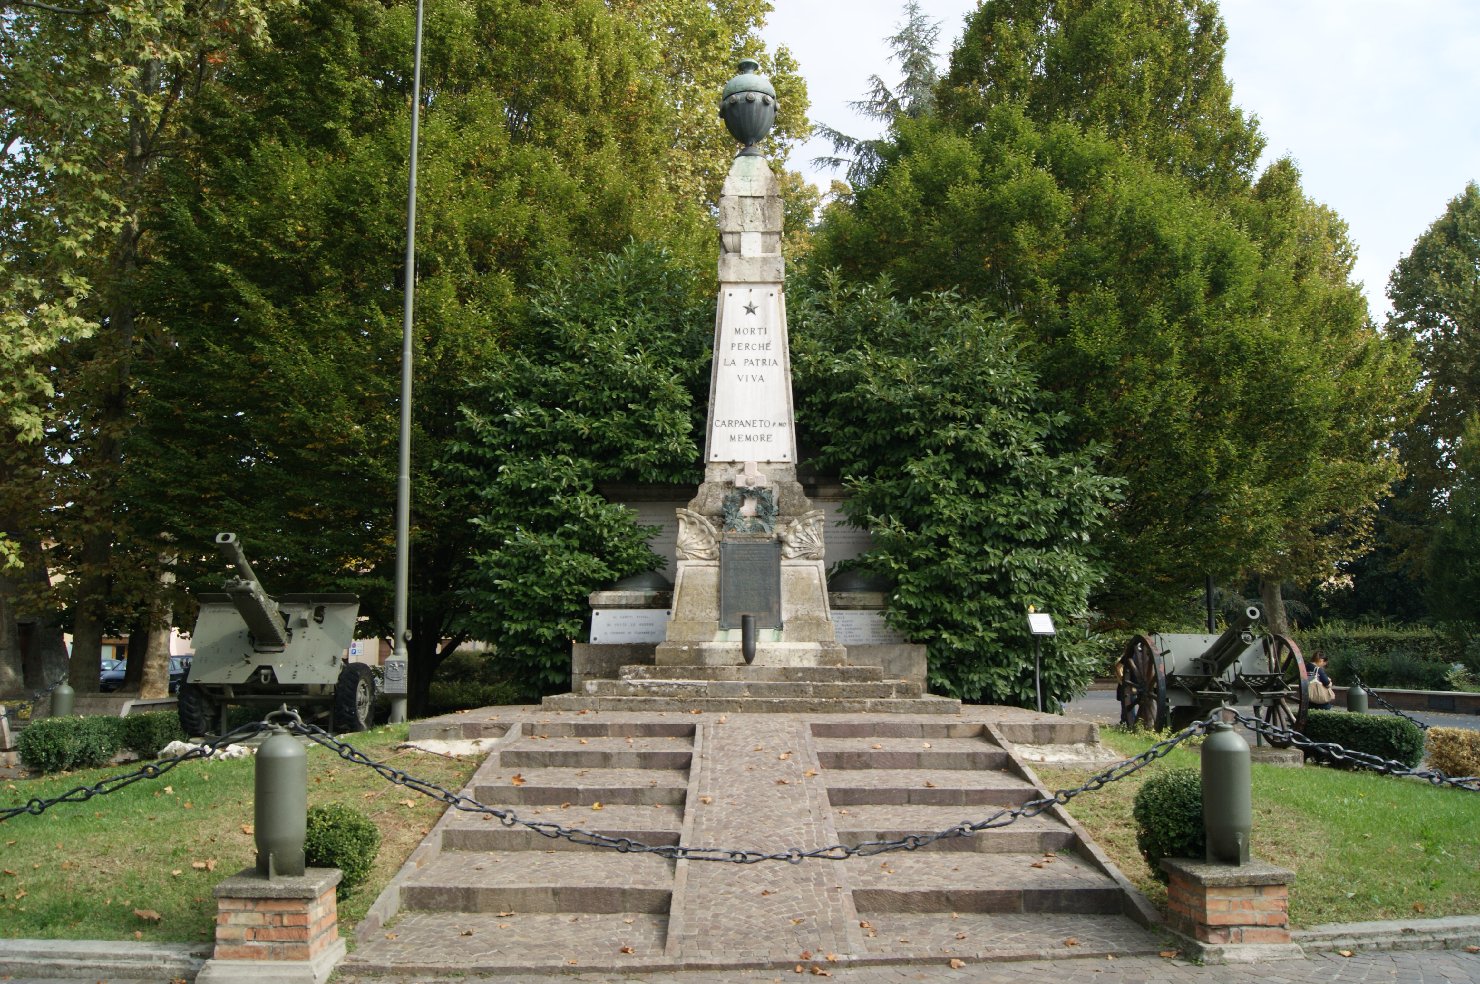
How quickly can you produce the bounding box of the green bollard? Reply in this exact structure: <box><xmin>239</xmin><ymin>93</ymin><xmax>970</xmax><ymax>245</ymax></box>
<box><xmin>1346</xmin><ymin>680</ymin><xmax>1368</xmax><ymax>714</ymax></box>
<box><xmin>255</xmin><ymin>722</ymin><xmax>307</xmax><ymax>879</ymax></box>
<box><xmin>1202</xmin><ymin>720</ymin><xmax>1251</xmax><ymax>865</ymax></box>
<box><xmin>49</xmin><ymin>683</ymin><xmax>74</xmax><ymax>717</ymax></box>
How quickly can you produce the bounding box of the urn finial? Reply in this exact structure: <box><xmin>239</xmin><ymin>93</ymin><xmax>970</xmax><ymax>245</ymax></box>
<box><xmin>719</xmin><ymin>58</ymin><xmax>778</xmax><ymax>156</ymax></box>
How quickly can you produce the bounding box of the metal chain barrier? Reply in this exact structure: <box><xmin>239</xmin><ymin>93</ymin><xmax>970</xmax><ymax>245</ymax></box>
<box><xmin>0</xmin><ymin>720</ymin><xmax>272</xmax><ymax>822</ymax></box>
<box><xmin>280</xmin><ymin>715</ymin><xmax>1216</xmax><ymax>863</ymax></box>
<box><xmin>1230</xmin><ymin>708</ymin><xmax>1479</xmax><ymax>790</ymax></box>
<box><xmin>1</xmin><ymin>675</ymin><xmax>68</xmax><ymax>723</ymax></box>
<box><xmin>1355</xmin><ymin>677</ymin><xmax>1432</xmax><ymax>731</ymax></box>
<box><xmin>7</xmin><ymin>708</ymin><xmax>1474</xmax><ymax>861</ymax></box>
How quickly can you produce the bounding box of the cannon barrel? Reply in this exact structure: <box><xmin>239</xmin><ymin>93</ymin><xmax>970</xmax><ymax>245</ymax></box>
<box><xmin>1199</xmin><ymin>605</ymin><xmax>1262</xmax><ymax>671</ymax></box>
<box><xmin>215</xmin><ymin>532</ymin><xmax>290</xmax><ymax>650</ymax></box>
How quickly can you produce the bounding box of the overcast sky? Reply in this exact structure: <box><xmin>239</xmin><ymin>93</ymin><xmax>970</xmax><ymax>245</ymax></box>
<box><xmin>761</xmin><ymin>1</ymin><xmax>1480</xmax><ymax>321</ymax></box>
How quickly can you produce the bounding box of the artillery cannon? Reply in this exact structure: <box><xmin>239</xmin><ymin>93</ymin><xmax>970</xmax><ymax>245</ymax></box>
<box><xmin>1118</xmin><ymin>606</ymin><xmax>1308</xmax><ymax>745</ymax></box>
<box><xmin>178</xmin><ymin>532</ymin><xmax>372</xmax><ymax>737</ymax></box>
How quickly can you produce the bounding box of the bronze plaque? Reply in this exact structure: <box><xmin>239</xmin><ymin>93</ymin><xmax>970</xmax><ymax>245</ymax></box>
<box><xmin>720</xmin><ymin>540</ymin><xmax>781</xmax><ymax>630</ymax></box>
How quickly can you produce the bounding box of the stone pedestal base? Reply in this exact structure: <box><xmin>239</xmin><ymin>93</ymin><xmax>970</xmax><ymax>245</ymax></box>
<box><xmin>1160</xmin><ymin>857</ymin><xmax>1294</xmax><ymax>947</ymax></box>
<box><xmin>197</xmin><ymin>868</ymin><xmax>345</xmax><ymax>984</ymax></box>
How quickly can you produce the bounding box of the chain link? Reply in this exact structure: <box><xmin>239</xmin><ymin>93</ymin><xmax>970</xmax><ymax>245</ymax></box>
<box><xmin>275</xmin><ymin>716</ymin><xmax>1215</xmax><ymax>863</ymax></box>
<box><xmin>0</xmin><ymin>720</ymin><xmax>271</xmax><ymax>822</ymax></box>
<box><xmin>1353</xmin><ymin>677</ymin><xmax>1432</xmax><ymax>731</ymax></box>
<box><xmin>1229</xmin><ymin>709</ymin><xmax>1479</xmax><ymax>790</ymax></box>
<box><xmin>0</xmin><ymin>675</ymin><xmax>68</xmax><ymax>724</ymax></box>
<box><xmin>6</xmin><ymin>710</ymin><xmax>1475</xmax><ymax>867</ymax></box>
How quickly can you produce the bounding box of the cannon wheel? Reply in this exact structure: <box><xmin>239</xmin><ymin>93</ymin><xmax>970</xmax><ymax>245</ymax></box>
<box><xmin>1256</xmin><ymin>634</ymin><xmax>1309</xmax><ymax>747</ymax></box>
<box><xmin>333</xmin><ymin>662</ymin><xmax>376</xmax><ymax>733</ymax></box>
<box><xmin>1119</xmin><ymin>634</ymin><xmax>1168</xmax><ymax>731</ymax></box>
<box><xmin>177</xmin><ymin>681</ymin><xmax>217</xmax><ymax>738</ymax></box>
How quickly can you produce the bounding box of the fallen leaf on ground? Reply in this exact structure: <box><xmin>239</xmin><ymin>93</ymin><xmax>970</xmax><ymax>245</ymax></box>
<box><xmin>398</xmin><ymin>799</ymin><xmax>416</xmax><ymax>808</ymax></box>
<box><xmin>803</xmin><ymin>769</ymin><xmax>817</xmax><ymax>778</ymax></box>
<box><xmin>591</xmin><ymin>802</ymin><xmax>604</xmax><ymax>810</ymax></box>
<box><xmin>1064</xmin><ymin>937</ymin><xmax>1079</xmax><ymax>947</ymax></box>
<box><xmin>778</xmin><ymin>752</ymin><xmax>792</xmax><ymax>760</ymax></box>
<box><xmin>171</xmin><ymin>870</ymin><xmax>182</xmax><ymax>877</ymax></box>
<box><xmin>460</xmin><ymin>929</ymin><xmax>474</xmax><ymax>936</ymax></box>
<box><xmin>1158</xmin><ymin>950</ymin><xmax>1178</xmax><ymax>959</ymax></box>
<box><xmin>240</xmin><ymin>824</ymin><xmax>253</xmax><ymax>836</ymax></box>
<box><xmin>955</xmin><ymin>933</ymin><xmax>967</xmax><ymax>940</ymax></box>
<box><xmin>619</xmin><ymin>946</ymin><xmax>634</xmax><ymax>954</ymax></box>
<box><xmin>870</xmin><ymin>744</ymin><xmax>882</xmax><ymax>750</ymax></box>
<box><xmin>809</xmin><ymin>967</ymin><xmax>831</xmax><ymax>977</ymax></box>
<box><xmin>799</xmin><ymin>950</ymin><xmax>812</xmax><ymax>960</ymax></box>
<box><xmin>1339</xmin><ymin>950</ymin><xmax>1354</xmax><ymax>958</ymax></box>
<box><xmin>133</xmin><ymin>909</ymin><xmax>163</xmax><ymax>923</ymax></box>
<box><xmin>1465</xmin><ymin>946</ymin><xmax>1479</xmax><ymax>954</ymax></box>
<box><xmin>949</xmin><ymin>959</ymin><xmax>966</xmax><ymax>969</ymax></box>
<box><xmin>700</xmin><ymin>796</ymin><xmax>714</xmax><ymax>805</ymax></box>
<box><xmin>1413</xmin><ymin>902</ymin><xmax>1427</xmax><ymax>913</ymax></box>
<box><xmin>510</xmin><ymin>774</ymin><xmax>526</xmax><ymax>786</ymax></box>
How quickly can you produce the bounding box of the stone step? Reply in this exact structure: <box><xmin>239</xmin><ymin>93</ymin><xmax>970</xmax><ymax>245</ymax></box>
<box><xmin>849</xmin><ymin>852</ymin><xmax>1124</xmax><ymax>914</ymax></box>
<box><xmin>521</xmin><ymin>720</ymin><xmax>696</xmax><ymax>739</ymax></box>
<box><xmin>441</xmin><ymin>804</ymin><xmax>683</xmax><ymax>853</ymax></box>
<box><xmin>853</xmin><ymin>912</ymin><xmax>1165</xmax><ymax>960</ymax></box>
<box><xmin>813</xmin><ymin>735</ymin><xmax>1009</xmax><ymax>771</ymax></box>
<box><xmin>500</xmin><ymin>737</ymin><xmax>692</xmax><ymax>770</ymax></box>
<box><xmin>541</xmin><ymin>694</ymin><xmax>961</xmax><ymax>715</ymax></box>
<box><xmin>810</xmin><ymin>720</ymin><xmax>992</xmax><ymax>739</ymax></box>
<box><xmin>399</xmin><ymin>851</ymin><xmax>674</xmax><ymax>914</ymax></box>
<box><xmin>345</xmin><ymin>911</ymin><xmax>671</xmax><ymax>974</ymax></box>
<box><xmin>825</xmin><ymin>769</ymin><xmax>1042</xmax><ymax>807</ymax></box>
<box><xmin>582</xmin><ymin>679</ymin><xmax>924</xmax><ymax>699</ymax></box>
<box><xmin>620</xmin><ymin>664</ymin><xmax>886</xmax><ymax>683</ymax></box>
<box><xmin>831</xmin><ymin>806</ymin><xmax>1076</xmax><ymax>854</ymax></box>
<box><xmin>472</xmin><ymin>766</ymin><xmax>689</xmax><ymax>806</ymax></box>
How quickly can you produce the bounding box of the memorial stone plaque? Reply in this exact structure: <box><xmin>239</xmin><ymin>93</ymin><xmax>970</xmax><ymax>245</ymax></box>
<box><xmin>720</xmin><ymin>540</ymin><xmax>781</xmax><ymax>629</ymax></box>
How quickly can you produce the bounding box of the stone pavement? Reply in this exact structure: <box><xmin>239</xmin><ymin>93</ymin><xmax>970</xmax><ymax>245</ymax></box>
<box><xmin>343</xmin><ymin>705</ymin><xmax>1162</xmax><ymax>977</ymax></box>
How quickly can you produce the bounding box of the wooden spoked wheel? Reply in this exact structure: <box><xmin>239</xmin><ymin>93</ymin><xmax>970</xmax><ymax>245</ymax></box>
<box><xmin>1256</xmin><ymin>634</ymin><xmax>1309</xmax><ymax>747</ymax></box>
<box><xmin>1119</xmin><ymin>634</ymin><xmax>1168</xmax><ymax>731</ymax></box>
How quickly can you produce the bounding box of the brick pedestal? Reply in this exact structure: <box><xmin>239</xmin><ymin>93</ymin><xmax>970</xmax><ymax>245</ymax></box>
<box><xmin>1160</xmin><ymin>857</ymin><xmax>1293</xmax><ymax>945</ymax></box>
<box><xmin>196</xmin><ymin>868</ymin><xmax>345</xmax><ymax>984</ymax></box>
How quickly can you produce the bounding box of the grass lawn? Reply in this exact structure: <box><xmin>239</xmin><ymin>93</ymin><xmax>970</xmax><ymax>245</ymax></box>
<box><xmin>1036</xmin><ymin>727</ymin><xmax>1480</xmax><ymax>928</ymax></box>
<box><xmin>0</xmin><ymin>724</ymin><xmax>478</xmax><ymax>945</ymax></box>
<box><xmin>3</xmin><ymin>718</ymin><xmax>1476</xmax><ymax>944</ymax></box>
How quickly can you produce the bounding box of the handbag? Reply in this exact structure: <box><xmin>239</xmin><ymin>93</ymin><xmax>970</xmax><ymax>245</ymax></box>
<box><xmin>1307</xmin><ymin>676</ymin><xmax>1335</xmax><ymax>705</ymax></box>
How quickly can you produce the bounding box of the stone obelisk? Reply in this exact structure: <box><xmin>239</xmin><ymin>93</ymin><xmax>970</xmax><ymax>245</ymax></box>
<box><xmin>655</xmin><ymin>60</ymin><xmax>844</xmax><ymax>669</ymax></box>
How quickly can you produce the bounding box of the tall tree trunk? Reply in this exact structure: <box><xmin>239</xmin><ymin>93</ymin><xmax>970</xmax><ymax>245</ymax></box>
<box><xmin>1258</xmin><ymin>576</ymin><xmax>1290</xmax><ymax>637</ymax></box>
<box><xmin>0</xmin><ymin>578</ymin><xmax>21</xmax><ymax>696</ymax></box>
<box><xmin>137</xmin><ymin>561</ymin><xmax>175</xmax><ymax>699</ymax></box>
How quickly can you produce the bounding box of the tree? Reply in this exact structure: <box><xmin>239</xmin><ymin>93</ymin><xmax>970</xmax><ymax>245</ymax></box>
<box><xmin>792</xmin><ymin>276</ymin><xmax>1118</xmax><ymax>705</ymax></box>
<box><xmin>938</xmin><ymin>0</ymin><xmax>1262</xmax><ymax>197</ymax></box>
<box><xmin>449</xmin><ymin>244</ymin><xmax>709</xmax><ymax>696</ymax></box>
<box><xmin>1</xmin><ymin>0</ymin><xmax>295</xmax><ymax>693</ymax></box>
<box><xmin>813</xmin><ymin>0</ymin><xmax>942</xmax><ymax>190</ymax></box>
<box><xmin>118</xmin><ymin>0</ymin><xmax>806</xmax><ymax>713</ymax></box>
<box><xmin>813</xmin><ymin>1</ymin><xmax>1412</xmax><ymax>630</ymax></box>
<box><xmin>1385</xmin><ymin>181</ymin><xmax>1480</xmax><ymax>582</ymax></box>
<box><xmin>1426</xmin><ymin>418</ymin><xmax>1480</xmax><ymax>628</ymax></box>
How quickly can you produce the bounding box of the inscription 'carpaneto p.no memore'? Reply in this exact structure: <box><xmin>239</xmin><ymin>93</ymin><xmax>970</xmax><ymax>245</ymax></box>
<box><xmin>707</xmin><ymin>287</ymin><xmax>795</xmax><ymax>463</ymax></box>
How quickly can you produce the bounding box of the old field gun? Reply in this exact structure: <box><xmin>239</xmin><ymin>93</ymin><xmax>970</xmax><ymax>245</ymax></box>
<box><xmin>1118</xmin><ymin>605</ymin><xmax>1308</xmax><ymax>745</ymax></box>
<box><xmin>178</xmin><ymin>532</ymin><xmax>372</xmax><ymax>737</ymax></box>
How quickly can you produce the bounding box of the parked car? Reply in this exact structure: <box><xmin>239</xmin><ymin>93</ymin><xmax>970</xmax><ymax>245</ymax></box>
<box><xmin>98</xmin><ymin>656</ymin><xmax>191</xmax><ymax>694</ymax></box>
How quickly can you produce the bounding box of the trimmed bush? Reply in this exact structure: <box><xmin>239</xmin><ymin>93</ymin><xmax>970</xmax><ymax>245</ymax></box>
<box><xmin>118</xmin><ymin>712</ymin><xmax>186</xmax><ymax>759</ymax></box>
<box><xmin>1297</xmin><ymin>624</ymin><xmax>1460</xmax><ymax>690</ymax></box>
<box><xmin>304</xmin><ymin>803</ymin><xmax>381</xmax><ymax>895</ymax></box>
<box><xmin>1426</xmin><ymin>727</ymin><xmax>1480</xmax><ymax>779</ymax></box>
<box><xmin>1300</xmin><ymin>710</ymin><xmax>1425</xmax><ymax>769</ymax></box>
<box><xmin>16</xmin><ymin>716</ymin><xmax>121</xmax><ymax>774</ymax></box>
<box><xmin>1132</xmin><ymin>768</ymin><xmax>1204</xmax><ymax>882</ymax></box>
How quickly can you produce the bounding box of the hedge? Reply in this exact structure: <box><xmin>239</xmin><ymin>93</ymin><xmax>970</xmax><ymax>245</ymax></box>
<box><xmin>1132</xmin><ymin>768</ymin><xmax>1204</xmax><ymax>882</ymax></box>
<box><xmin>1300</xmin><ymin>710</ymin><xmax>1425</xmax><ymax>769</ymax></box>
<box><xmin>1296</xmin><ymin>625</ymin><xmax>1460</xmax><ymax>691</ymax></box>
<box><xmin>304</xmin><ymin>803</ymin><xmax>381</xmax><ymax>895</ymax></box>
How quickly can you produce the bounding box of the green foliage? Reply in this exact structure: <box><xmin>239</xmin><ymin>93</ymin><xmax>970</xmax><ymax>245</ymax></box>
<box><xmin>813</xmin><ymin>8</ymin><xmax>1412</xmax><ymax>627</ymax></box>
<box><xmin>1426</xmin><ymin>419</ymin><xmax>1480</xmax><ymax>626</ymax></box>
<box><xmin>1131</xmin><ymin>767</ymin><xmax>1204</xmax><ymax>882</ymax></box>
<box><xmin>304</xmin><ymin>803</ymin><xmax>381</xmax><ymax>895</ymax></box>
<box><xmin>1297</xmin><ymin>623</ymin><xmax>1462</xmax><ymax>690</ymax></box>
<box><xmin>791</xmin><ymin>277</ymin><xmax>1117</xmax><ymax>704</ymax></box>
<box><xmin>1301</xmin><ymin>710</ymin><xmax>1425</xmax><ymax>770</ymax></box>
<box><xmin>450</xmin><ymin>244</ymin><xmax>709</xmax><ymax>693</ymax></box>
<box><xmin>117</xmin><ymin>712</ymin><xmax>187</xmax><ymax>759</ymax></box>
<box><xmin>425</xmin><ymin>649</ymin><xmax>530</xmax><ymax>713</ymax></box>
<box><xmin>16</xmin><ymin>716</ymin><xmax>122</xmax><ymax>775</ymax></box>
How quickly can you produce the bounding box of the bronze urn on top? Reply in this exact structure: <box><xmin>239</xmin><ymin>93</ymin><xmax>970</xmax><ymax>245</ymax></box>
<box><xmin>719</xmin><ymin>58</ymin><xmax>777</xmax><ymax>155</ymax></box>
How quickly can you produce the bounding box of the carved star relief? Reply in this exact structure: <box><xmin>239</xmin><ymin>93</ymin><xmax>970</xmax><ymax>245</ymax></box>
<box><xmin>743</xmin><ymin>301</ymin><xmax>758</xmax><ymax>315</ymax></box>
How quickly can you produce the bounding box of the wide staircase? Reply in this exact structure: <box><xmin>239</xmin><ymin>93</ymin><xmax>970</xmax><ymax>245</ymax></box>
<box><xmin>346</xmin><ymin>708</ymin><xmax>1166</xmax><ymax>975</ymax></box>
